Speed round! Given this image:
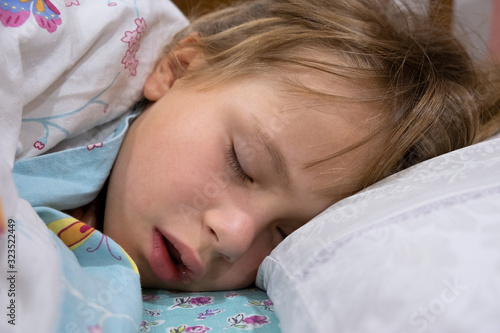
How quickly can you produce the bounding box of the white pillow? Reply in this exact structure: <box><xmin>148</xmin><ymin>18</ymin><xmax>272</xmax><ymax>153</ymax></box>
<box><xmin>257</xmin><ymin>136</ymin><xmax>500</xmax><ymax>333</ymax></box>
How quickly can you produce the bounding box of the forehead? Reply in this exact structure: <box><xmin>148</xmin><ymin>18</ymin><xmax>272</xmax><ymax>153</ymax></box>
<box><xmin>244</xmin><ymin>70</ymin><xmax>379</xmax><ymax>149</ymax></box>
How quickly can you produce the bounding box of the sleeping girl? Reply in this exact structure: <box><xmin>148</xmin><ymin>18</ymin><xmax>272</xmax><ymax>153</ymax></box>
<box><xmin>4</xmin><ymin>0</ymin><xmax>500</xmax><ymax>297</ymax></box>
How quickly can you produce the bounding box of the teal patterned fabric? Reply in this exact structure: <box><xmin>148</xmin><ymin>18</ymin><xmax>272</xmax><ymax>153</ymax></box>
<box><xmin>142</xmin><ymin>288</ymin><xmax>280</xmax><ymax>332</ymax></box>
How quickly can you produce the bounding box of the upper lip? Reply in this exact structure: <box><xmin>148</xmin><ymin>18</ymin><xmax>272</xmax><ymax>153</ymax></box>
<box><xmin>159</xmin><ymin>230</ymin><xmax>206</xmax><ymax>281</ymax></box>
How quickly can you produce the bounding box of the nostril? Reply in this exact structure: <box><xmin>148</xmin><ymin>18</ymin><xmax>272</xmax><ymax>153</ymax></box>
<box><xmin>209</xmin><ymin>227</ymin><xmax>218</xmax><ymax>241</ymax></box>
<box><xmin>203</xmin><ymin>209</ymin><xmax>256</xmax><ymax>263</ymax></box>
<box><xmin>223</xmin><ymin>254</ymin><xmax>234</xmax><ymax>263</ymax></box>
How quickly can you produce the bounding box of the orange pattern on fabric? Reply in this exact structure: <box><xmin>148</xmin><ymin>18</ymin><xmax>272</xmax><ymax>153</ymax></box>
<box><xmin>48</xmin><ymin>217</ymin><xmax>95</xmax><ymax>251</ymax></box>
<box><xmin>0</xmin><ymin>200</ymin><xmax>5</xmax><ymax>235</ymax></box>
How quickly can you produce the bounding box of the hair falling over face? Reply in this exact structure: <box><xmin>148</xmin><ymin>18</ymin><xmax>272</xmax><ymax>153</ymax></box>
<box><xmin>166</xmin><ymin>0</ymin><xmax>500</xmax><ymax>197</ymax></box>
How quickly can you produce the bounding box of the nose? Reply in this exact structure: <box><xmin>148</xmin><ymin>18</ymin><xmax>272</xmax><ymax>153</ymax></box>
<box><xmin>203</xmin><ymin>207</ymin><xmax>261</xmax><ymax>262</ymax></box>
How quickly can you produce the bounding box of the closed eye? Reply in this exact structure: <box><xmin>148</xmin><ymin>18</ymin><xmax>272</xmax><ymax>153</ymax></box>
<box><xmin>228</xmin><ymin>144</ymin><xmax>253</xmax><ymax>183</ymax></box>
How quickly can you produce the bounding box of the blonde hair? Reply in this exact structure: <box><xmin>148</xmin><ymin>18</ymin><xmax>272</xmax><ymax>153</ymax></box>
<box><xmin>166</xmin><ymin>0</ymin><xmax>500</xmax><ymax>196</ymax></box>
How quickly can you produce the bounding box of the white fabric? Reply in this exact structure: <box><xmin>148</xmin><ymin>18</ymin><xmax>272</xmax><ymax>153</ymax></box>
<box><xmin>257</xmin><ymin>136</ymin><xmax>500</xmax><ymax>332</ymax></box>
<box><xmin>0</xmin><ymin>158</ymin><xmax>61</xmax><ymax>333</ymax></box>
<box><xmin>0</xmin><ymin>0</ymin><xmax>188</xmax><ymax>167</ymax></box>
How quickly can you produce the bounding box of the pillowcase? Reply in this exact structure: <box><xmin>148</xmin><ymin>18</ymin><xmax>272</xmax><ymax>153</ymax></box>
<box><xmin>257</xmin><ymin>135</ymin><xmax>500</xmax><ymax>332</ymax></box>
<box><xmin>0</xmin><ymin>0</ymin><xmax>188</xmax><ymax>166</ymax></box>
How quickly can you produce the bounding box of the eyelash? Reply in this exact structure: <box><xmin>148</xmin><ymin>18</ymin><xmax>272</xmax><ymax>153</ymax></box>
<box><xmin>228</xmin><ymin>145</ymin><xmax>253</xmax><ymax>183</ymax></box>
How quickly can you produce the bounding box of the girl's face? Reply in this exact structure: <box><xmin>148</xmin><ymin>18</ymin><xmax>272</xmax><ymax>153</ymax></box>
<box><xmin>103</xmin><ymin>53</ymin><xmax>377</xmax><ymax>291</ymax></box>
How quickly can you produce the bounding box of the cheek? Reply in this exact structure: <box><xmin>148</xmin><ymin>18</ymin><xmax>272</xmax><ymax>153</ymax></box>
<box><xmin>125</xmin><ymin>127</ymin><xmax>198</xmax><ymax>210</ymax></box>
<box><xmin>227</xmin><ymin>237</ymin><xmax>277</xmax><ymax>287</ymax></box>
<box><xmin>168</xmin><ymin>143</ymin><xmax>232</xmax><ymax>209</ymax></box>
<box><xmin>213</xmin><ymin>260</ymin><xmax>261</xmax><ymax>290</ymax></box>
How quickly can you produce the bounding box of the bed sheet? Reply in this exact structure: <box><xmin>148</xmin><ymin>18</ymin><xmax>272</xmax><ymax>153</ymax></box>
<box><xmin>142</xmin><ymin>288</ymin><xmax>280</xmax><ymax>332</ymax></box>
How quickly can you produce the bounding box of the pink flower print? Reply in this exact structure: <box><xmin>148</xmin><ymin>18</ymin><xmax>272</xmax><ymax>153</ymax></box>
<box><xmin>264</xmin><ymin>300</ymin><xmax>273</xmax><ymax>306</ymax></box>
<box><xmin>64</xmin><ymin>0</ymin><xmax>79</xmax><ymax>7</ymax></box>
<box><xmin>121</xmin><ymin>30</ymin><xmax>139</xmax><ymax>44</ymax></box>
<box><xmin>190</xmin><ymin>297</ymin><xmax>212</xmax><ymax>306</ymax></box>
<box><xmin>120</xmin><ymin>18</ymin><xmax>147</xmax><ymax>76</ymax></box>
<box><xmin>225</xmin><ymin>292</ymin><xmax>239</xmax><ymax>298</ymax></box>
<box><xmin>243</xmin><ymin>315</ymin><xmax>269</xmax><ymax>326</ymax></box>
<box><xmin>0</xmin><ymin>0</ymin><xmax>62</xmax><ymax>33</ymax></box>
<box><xmin>186</xmin><ymin>326</ymin><xmax>210</xmax><ymax>333</ymax></box>
<box><xmin>87</xmin><ymin>324</ymin><xmax>103</xmax><ymax>333</ymax></box>
<box><xmin>170</xmin><ymin>296</ymin><xmax>213</xmax><ymax>309</ymax></box>
<box><xmin>128</xmin><ymin>59</ymin><xmax>139</xmax><ymax>76</ymax></box>
<box><xmin>0</xmin><ymin>3</ymin><xmax>30</xmax><ymax>27</ymax></box>
<box><xmin>34</xmin><ymin>14</ymin><xmax>60</xmax><ymax>33</ymax></box>
<box><xmin>87</xmin><ymin>143</ymin><xmax>103</xmax><ymax>151</ymax></box>
<box><xmin>121</xmin><ymin>49</ymin><xmax>139</xmax><ymax>76</ymax></box>
<box><xmin>226</xmin><ymin>313</ymin><xmax>270</xmax><ymax>329</ymax></box>
<box><xmin>34</xmin><ymin>141</ymin><xmax>45</xmax><ymax>150</ymax></box>
<box><xmin>108</xmin><ymin>2</ymin><xmax>117</xmax><ymax>7</ymax></box>
<box><xmin>128</xmin><ymin>40</ymin><xmax>141</xmax><ymax>54</ymax></box>
<box><xmin>121</xmin><ymin>49</ymin><xmax>134</xmax><ymax>68</ymax></box>
<box><xmin>135</xmin><ymin>17</ymin><xmax>147</xmax><ymax>34</ymax></box>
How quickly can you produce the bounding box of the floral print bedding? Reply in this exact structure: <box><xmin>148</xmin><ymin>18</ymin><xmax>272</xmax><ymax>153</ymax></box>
<box><xmin>142</xmin><ymin>288</ymin><xmax>280</xmax><ymax>332</ymax></box>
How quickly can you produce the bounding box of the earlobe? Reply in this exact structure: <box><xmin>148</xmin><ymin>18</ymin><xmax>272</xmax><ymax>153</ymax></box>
<box><xmin>143</xmin><ymin>35</ymin><xmax>203</xmax><ymax>101</ymax></box>
<box><xmin>143</xmin><ymin>57</ymin><xmax>174</xmax><ymax>101</ymax></box>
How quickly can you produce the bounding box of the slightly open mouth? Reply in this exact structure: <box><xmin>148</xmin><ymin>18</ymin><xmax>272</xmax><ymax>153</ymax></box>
<box><xmin>162</xmin><ymin>236</ymin><xmax>188</xmax><ymax>280</ymax></box>
<box><xmin>150</xmin><ymin>228</ymin><xmax>205</xmax><ymax>284</ymax></box>
<box><xmin>164</xmin><ymin>237</ymin><xmax>183</xmax><ymax>267</ymax></box>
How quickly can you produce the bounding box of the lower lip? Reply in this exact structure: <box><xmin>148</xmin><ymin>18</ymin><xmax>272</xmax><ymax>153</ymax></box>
<box><xmin>149</xmin><ymin>229</ymin><xmax>184</xmax><ymax>283</ymax></box>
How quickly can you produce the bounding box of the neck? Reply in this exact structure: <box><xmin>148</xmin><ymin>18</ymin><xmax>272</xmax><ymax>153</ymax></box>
<box><xmin>63</xmin><ymin>181</ymin><xmax>107</xmax><ymax>231</ymax></box>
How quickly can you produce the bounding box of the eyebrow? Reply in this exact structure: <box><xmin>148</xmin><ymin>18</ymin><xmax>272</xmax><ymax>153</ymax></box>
<box><xmin>251</xmin><ymin>117</ymin><xmax>292</xmax><ymax>190</ymax></box>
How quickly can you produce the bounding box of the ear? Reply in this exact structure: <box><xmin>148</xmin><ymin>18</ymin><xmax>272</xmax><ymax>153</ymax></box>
<box><xmin>143</xmin><ymin>36</ymin><xmax>203</xmax><ymax>101</ymax></box>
